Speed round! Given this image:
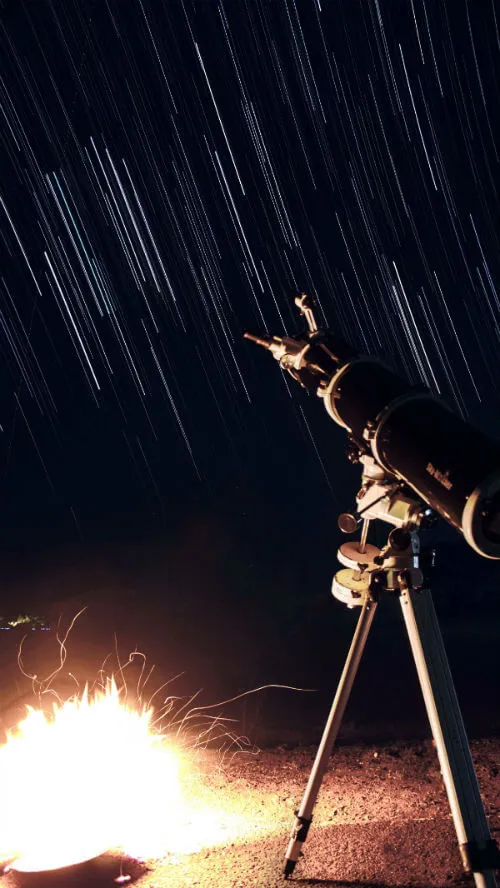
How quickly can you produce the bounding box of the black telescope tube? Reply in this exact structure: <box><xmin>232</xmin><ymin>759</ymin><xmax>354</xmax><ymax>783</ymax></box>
<box><xmin>321</xmin><ymin>357</ymin><xmax>500</xmax><ymax>559</ymax></box>
<box><xmin>245</xmin><ymin>318</ymin><xmax>500</xmax><ymax>558</ymax></box>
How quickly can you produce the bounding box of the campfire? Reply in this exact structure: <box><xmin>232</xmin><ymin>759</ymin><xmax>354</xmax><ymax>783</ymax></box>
<box><xmin>0</xmin><ymin>617</ymin><xmax>259</xmax><ymax>876</ymax></box>
<box><xmin>0</xmin><ymin>677</ymin><xmax>194</xmax><ymax>872</ymax></box>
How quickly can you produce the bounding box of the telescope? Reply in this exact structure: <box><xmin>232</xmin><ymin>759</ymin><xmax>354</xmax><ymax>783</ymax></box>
<box><xmin>245</xmin><ymin>294</ymin><xmax>500</xmax><ymax>559</ymax></box>
<box><xmin>246</xmin><ymin>294</ymin><xmax>500</xmax><ymax>886</ymax></box>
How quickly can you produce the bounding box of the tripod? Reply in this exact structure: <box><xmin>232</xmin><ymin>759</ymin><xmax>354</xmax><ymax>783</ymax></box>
<box><xmin>283</xmin><ymin>474</ymin><xmax>500</xmax><ymax>887</ymax></box>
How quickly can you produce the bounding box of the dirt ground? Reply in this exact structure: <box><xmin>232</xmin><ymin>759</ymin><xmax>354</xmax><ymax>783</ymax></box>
<box><xmin>0</xmin><ymin>545</ymin><xmax>498</xmax><ymax>888</ymax></box>
<box><xmin>2</xmin><ymin>738</ymin><xmax>499</xmax><ymax>888</ymax></box>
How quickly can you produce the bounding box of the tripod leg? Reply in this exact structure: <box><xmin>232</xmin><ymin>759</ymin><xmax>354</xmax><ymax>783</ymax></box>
<box><xmin>399</xmin><ymin>585</ymin><xmax>499</xmax><ymax>888</ymax></box>
<box><xmin>284</xmin><ymin>594</ymin><xmax>377</xmax><ymax>877</ymax></box>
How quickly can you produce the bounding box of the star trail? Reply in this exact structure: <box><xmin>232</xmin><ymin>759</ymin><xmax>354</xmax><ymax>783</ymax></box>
<box><xmin>0</xmin><ymin>0</ymin><xmax>499</xmax><ymax>546</ymax></box>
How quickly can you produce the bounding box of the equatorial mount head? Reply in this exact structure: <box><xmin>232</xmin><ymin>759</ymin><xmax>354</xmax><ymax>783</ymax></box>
<box><xmin>332</xmin><ymin>515</ymin><xmax>437</xmax><ymax>609</ymax></box>
<box><xmin>332</xmin><ymin>457</ymin><xmax>436</xmax><ymax>608</ymax></box>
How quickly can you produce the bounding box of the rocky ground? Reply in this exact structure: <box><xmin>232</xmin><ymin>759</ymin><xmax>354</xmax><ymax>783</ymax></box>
<box><xmin>2</xmin><ymin>738</ymin><xmax>499</xmax><ymax>888</ymax></box>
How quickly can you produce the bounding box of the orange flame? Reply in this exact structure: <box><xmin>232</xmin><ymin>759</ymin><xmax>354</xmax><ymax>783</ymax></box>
<box><xmin>0</xmin><ymin>678</ymin><xmax>185</xmax><ymax>871</ymax></box>
<box><xmin>0</xmin><ymin>611</ymin><xmax>295</xmax><ymax>873</ymax></box>
<box><xmin>0</xmin><ymin>675</ymin><xmax>265</xmax><ymax>874</ymax></box>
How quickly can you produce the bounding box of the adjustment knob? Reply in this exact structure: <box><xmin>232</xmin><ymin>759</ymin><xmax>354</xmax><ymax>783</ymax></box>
<box><xmin>338</xmin><ymin>513</ymin><xmax>359</xmax><ymax>534</ymax></box>
<box><xmin>418</xmin><ymin>507</ymin><xmax>438</xmax><ymax>529</ymax></box>
<box><xmin>389</xmin><ymin>528</ymin><xmax>412</xmax><ymax>551</ymax></box>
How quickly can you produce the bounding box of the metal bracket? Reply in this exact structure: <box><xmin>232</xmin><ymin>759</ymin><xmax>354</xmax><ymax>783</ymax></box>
<box><xmin>459</xmin><ymin>838</ymin><xmax>500</xmax><ymax>872</ymax></box>
<box><xmin>291</xmin><ymin>812</ymin><xmax>313</xmax><ymax>843</ymax></box>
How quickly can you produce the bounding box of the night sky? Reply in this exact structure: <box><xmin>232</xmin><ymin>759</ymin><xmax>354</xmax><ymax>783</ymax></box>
<box><xmin>0</xmin><ymin>1</ymin><xmax>500</xmax><ymax>737</ymax></box>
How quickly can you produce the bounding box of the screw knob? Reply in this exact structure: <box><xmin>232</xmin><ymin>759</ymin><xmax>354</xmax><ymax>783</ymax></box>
<box><xmin>338</xmin><ymin>513</ymin><xmax>359</xmax><ymax>534</ymax></box>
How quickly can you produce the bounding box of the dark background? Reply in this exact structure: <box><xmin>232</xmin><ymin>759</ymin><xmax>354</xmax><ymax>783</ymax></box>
<box><xmin>0</xmin><ymin>0</ymin><xmax>499</xmax><ymax>745</ymax></box>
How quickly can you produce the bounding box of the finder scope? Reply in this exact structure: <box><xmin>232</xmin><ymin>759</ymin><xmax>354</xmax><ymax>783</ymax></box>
<box><xmin>245</xmin><ymin>294</ymin><xmax>500</xmax><ymax>559</ymax></box>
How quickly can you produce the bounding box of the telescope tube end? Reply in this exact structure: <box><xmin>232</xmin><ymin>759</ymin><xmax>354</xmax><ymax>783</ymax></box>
<box><xmin>462</xmin><ymin>470</ymin><xmax>500</xmax><ymax>559</ymax></box>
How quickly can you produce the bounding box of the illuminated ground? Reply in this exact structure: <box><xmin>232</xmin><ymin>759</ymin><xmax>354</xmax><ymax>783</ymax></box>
<box><xmin>1</xmin><ymin>739</ymin><xmax>499</xmax><ymax>888</ymax></box>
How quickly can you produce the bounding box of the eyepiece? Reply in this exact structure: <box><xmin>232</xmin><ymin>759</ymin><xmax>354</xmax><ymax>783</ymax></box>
<box><xmin>243</xmin><ymin>331</ymin><xmax>274</xmax><ymax>349</ymax></box>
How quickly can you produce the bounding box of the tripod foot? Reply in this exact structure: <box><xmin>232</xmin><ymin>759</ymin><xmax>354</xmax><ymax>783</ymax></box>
<box><xmin>284</xmin><ymin>858</ymin><xmax>296</xmax><ymax>878</ymax></box>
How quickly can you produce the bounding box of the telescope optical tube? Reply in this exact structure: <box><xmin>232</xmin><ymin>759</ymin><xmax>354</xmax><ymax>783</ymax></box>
<box><xmin>321</xmin><ymin>357</ymin><xmax>500</xmax><ymax>559</ymax></box>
